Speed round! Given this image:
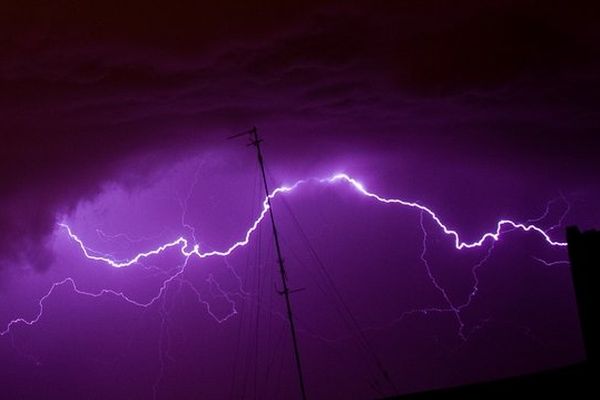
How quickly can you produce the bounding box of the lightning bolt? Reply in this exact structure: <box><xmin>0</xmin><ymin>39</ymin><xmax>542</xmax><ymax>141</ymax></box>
<box><xmin>2</xmin><ymin>173</ymin><xmax>568</xmax><ymax>337</ymax></box>
<box><xmin>531</xmin><ymin>256</ymin><xmax>570</xmax><ymax>266</ymax></box>
<box><xmin>58</xmin><ymin>173</ymin><xmax>567</xmax><ymax>269</ymax></box>
<box><xmin>1</xmin><ymin>170</ymin><xmax>575</xmax><ymax>400</ymax></box>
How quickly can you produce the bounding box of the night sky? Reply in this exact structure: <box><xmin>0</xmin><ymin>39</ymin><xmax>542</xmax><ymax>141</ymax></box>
<box><xmin>1</xmin><ymin>1</ymin><xmax>598</xmax><ymax>399</ymax></box>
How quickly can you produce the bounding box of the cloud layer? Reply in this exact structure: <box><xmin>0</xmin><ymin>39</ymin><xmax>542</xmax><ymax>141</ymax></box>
<box><xmin>1</xmin><ymin>0</ymin><xmax>598</xmax><ymax>272</ymax></box>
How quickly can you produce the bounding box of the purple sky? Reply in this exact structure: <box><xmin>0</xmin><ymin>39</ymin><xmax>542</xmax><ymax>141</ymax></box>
<box><xmin>0</xmin><ymin>1</ymin><xmax>598</xmax><ymax>399</ymax></box>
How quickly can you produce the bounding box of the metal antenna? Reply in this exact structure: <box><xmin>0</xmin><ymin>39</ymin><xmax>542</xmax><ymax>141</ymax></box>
<box><xmin>229</xmin><ymin>127</ymin><xmax>308</xmax><ymax>400</ymax></box>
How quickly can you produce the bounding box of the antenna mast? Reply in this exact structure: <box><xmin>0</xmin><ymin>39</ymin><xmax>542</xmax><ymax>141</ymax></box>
<box><xmin>229</xmin><ymin>127</ymin><xmax>308</xmax><ymax>400</ymax></box>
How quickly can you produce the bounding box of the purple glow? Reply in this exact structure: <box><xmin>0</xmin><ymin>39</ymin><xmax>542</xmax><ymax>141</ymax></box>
<box><xmin>1</xmin><ymin>2</ymin><xmax>596</xmax><ymax>398</ymax></box>
<box><xmin>1</xmin><ymin>172</ymin><xmax>569</xmax><ymax>337</ymax></box>
<box><xmin>58</xmin><ymin>173</ymin><xmax>566</xmax><ymax>269</ymax></box>
<box><xmin>0</xmin><ymin>158</ymin><xmax>586</xmax><ymax>398</ymax></box>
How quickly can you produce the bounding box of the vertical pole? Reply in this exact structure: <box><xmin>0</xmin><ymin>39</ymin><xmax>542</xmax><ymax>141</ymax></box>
<box><xmin>567</xmin><ymin>226</ymin><xmax>599</xmax><ymax>364</ymax></box>
<box><xmin>249</xmin><ymin>127</ymin><xmax>308</xmax><ymax>400</ymax></box>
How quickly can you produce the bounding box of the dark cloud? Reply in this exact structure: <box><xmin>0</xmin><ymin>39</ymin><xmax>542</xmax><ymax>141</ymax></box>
<box><xmin>1</xmin><ymin>0</ymin><xmax>598</xmax><ymax>272</ymax></box>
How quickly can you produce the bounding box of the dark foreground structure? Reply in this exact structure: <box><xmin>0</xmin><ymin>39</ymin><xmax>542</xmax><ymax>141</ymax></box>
<box><xmin>386</xmin><ymin>226</ymin><xmax>599</xmax><ymax>399</ymax></box>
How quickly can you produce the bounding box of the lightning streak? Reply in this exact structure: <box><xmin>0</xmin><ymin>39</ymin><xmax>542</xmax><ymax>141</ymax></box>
<box><xmin>418</xmin><ymin>211</ymin><xmax>466</xmax><ymax>339</ymax></box>
<box><xmin>531</xmin><ymin>256</ymin><xmax>570</xmax><ymax>266</ymax></box>
<box><xmin>2</xmin><ymin>172</ymin><xmax>567</xmax><ymax>337</ymax></box>
<box><xmin>59</xmin><ymin>173</ymin><xmax>567</xmax><ymax>269</ymax></box>
<box><xmin>1</xmin><ymin>259</ymin><xmax>191</xmax><ymax>336</ymax></box>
